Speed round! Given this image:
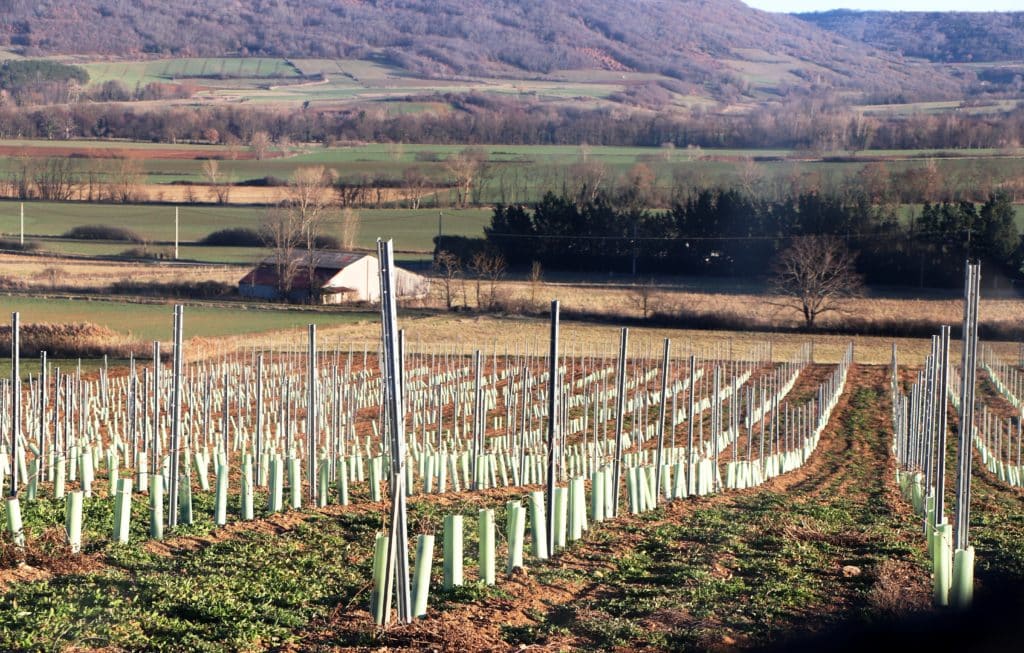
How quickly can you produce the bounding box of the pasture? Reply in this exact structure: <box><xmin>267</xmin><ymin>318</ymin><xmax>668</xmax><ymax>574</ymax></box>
<box><xmin>80</xmin><ymin>57</ymin><xmax>303</xmax><ymax>88</ymax></box>
<box><xmin>0</xmin><ymin>295</ymin><xmax>374</xmax><ymax>342</ymax></box>
<box><xmin>0</xmin><ymin>201</ymin><xmax>490</xmax><ymax>257</ymax></box>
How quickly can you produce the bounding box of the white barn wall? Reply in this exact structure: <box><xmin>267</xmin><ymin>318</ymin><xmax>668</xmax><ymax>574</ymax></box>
<box><xmin>329</xmin><ymin>256</ymin><xmax>378</xmax><ymax>302</ymax></box>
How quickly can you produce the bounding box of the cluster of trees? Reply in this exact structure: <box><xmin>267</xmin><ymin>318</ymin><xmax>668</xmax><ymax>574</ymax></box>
<box><xmin>2</xmin><ymin>156</ymin><xmax>146</xmax><ymax>202</ymax></box>
<box><xmin>2</xmin><ymin>97</ymin><xmax>1024</xmax><ymax>151</ymax></box>
<box><xmin>479</xmin><ymin>189</ymin><xmax>1022</xmax><ymax>288</ymax></box>
<box><xmin>799</xmin><ymin>10</ymin><xmax>1024</xmax><ymax>64</ymax></box>
<box><xmin>0</xmin><ymin>59</ymin><xmax>89</xmax><ymax>106</ymax></box>
<box><xmin>0</xmin><ymin>59</ymin><xmax>87</xmax><ymax>88</ymax></box>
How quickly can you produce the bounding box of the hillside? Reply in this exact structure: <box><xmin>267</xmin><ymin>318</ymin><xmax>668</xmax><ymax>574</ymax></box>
<box><xmin>797</xmin><ymin>10</ymin><xmax>1024</xmax><ymax>63</ymax></box>
<box><xmin>0</xmin><ymin>0</ymin><xmax>962</xmax><ymax>101</ymax></box>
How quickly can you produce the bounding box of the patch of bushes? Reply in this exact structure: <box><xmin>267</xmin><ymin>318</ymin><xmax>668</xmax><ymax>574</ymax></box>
<box><xmin>201</xmin><ymin>228</ymin><xmax>263</xmax><ymax>247</ymax></box>
<box><xmin>314</xmin><ymin>235</ymin><xmax>341</xmax><ymax>250</ymax></box>
<box><xmin>117</xmin><ymin>247</ymin><xmax>165</xmax><ymax>260</ymax></box>
<box><xmin>0</xmin><ymin>238</ymin><xmax>40</xmax><ymax>252</ymax></box>
<box><xmin>109</xmin><ymin>280</ymin><xmax>236</xmax><ymax>299</ymax></box>
<box><xmin>62</xmin><ymin>225</ymin><xmax>142</xmax><ymax>242</ymax></box>
<box><xmin>236</xmin><ymin>176</ymin><xmax>287</xmax><ymax>187</ymax></box>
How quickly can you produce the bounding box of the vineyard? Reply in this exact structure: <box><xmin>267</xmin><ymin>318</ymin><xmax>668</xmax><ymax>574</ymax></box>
<box><xmin>0</xmin><ymin>246</ymin><xmax>1022</xmax><ymax>651</ymax></box>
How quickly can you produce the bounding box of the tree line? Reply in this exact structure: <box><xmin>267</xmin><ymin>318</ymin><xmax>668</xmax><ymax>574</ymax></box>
<box><xmin>2</xmin><ymin>97</ymin><xmax>1024</xmax><ymax>151</ymax></box>
<box><xmin>470</xmin><ymin>189</ymin><xmax>1021</xmax><ymax>288</ymax></box>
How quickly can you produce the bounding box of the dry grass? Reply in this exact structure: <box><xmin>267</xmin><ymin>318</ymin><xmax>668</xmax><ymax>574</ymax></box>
<box><xmin>3</xmin><ymin>252</ymin><xmax>1022</xmax><ymax>367</ymax></box>
<box><xmin>0</xmin><ymin>322</ymin><xmax>147</xmax><ymax>358</ymax></box>
<box><xmin>212</xmin><ymin>312</ymin><xmax>984</xmax><ymax>366</ymax></box>
<box><xmin>0</xmin><ymin>253</ymin><xmax>241</xmax><ymax>290</ymax></box>
<box><xmin>435</xmin><ymin>278</ymin><xmax>1024</xmax><ymax>331</ymax></box>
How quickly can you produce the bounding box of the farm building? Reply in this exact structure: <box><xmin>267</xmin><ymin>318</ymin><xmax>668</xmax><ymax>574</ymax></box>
<box><xmin>238</xmin><ymin>251</ymin><xmax>429</xmax><ymax>304</ymax></box>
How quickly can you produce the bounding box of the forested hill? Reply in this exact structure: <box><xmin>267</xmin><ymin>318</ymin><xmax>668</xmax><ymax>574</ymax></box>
<box><xmin>0</xmin><ymin>0</ymin><xmax>960</xmax><ymax>100</ymax></box>
<box><xmin>796</xmin><ymin>10</ymin><xmax>1024</xmax><ymax>63</ymax></box>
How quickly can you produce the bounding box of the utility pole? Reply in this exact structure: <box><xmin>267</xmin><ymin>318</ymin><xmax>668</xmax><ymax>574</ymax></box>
<box><xmin>631</xmin><ymin>219</ymin><xmax>638</xmax><ymax>276</ymax></box>
<box><xmin>20</xmin><ymin>203</ymin><xmax>24</xmax><ymax>246</ymax></box>
<box><xmin>174</xmin><ymin>206</ymin><xmax>179</xmax><ymax>260</ymax></box>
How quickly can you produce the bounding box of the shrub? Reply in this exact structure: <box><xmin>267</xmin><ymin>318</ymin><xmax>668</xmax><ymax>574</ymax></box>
<box><xmin>0</xmin><ymin>238</ymin><xmax>40</xmax><ymax>252</ymax></box>
<box><xmin>109</xmin><ymin>280</ymin><xmax>235</xmax><ymax>299</ymax></box>
<box><xmin>314</xmin><ymin>234</ymin><xmax>342</xmax><ymax>250</ymax></box>
<box><xmin>118</xmin><ymin>247</ymin><xmax>163</xmax><ymax>260</ymax></box>
<box><xmin>201</xmin><ymin>228</ymin><xmax>263</xmax><ymax>247</ymax></box>
<box><xmin>237</xmin><ymin>176</ymin><xmax>287</xmax><ymax>187</ymax></box>
<box><xmin>63</xmin><ymin>225</ymin><xmax>142</xmax><ymax>242</ymax></box>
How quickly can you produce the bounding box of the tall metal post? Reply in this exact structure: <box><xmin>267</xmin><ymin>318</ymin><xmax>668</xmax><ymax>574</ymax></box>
<box><xmin>954</xmin><ymin>263</ymin><xmax>980</xmax><ymax>551</ymax></box>
<box><xmin>935</xmin><ymin>325</ymin><xmax>951</xmax><ymax>527</ymax></box>
<box><xmin>712</xmin><ymin>366</ymin><xmax>721</xmax><ymax>493</ymax></box>
<box><xmin>10</xmin><ymin>312</ymin><xmax>20</xmax><ymax>496</ymax></box>
<box><xmin>38</xmin><ymin>351</ymin><xmax>47</xmax><ymax>482</ymax></box>
<box><xmin>687</xmin><ymin>355</ymin><xmax>696</xmax><ymax>496</ymax></box>
<box><xmin>472</xmin><ymin>350</ymin><xmax>483</xmax><ymax>490</ymax></box>
<box><xmin>152</xmin><ymin>340</ymin><xmax>160</xmax><ymax>476</ymax></box>
<box><xmin>653</xmin><ymin>338</ymin><xmax>670</xmax><ymax>506</ymax></box>
<box><xmin>377</xmin><ymin>239</ymin><xmax>411</xmax><ymax>624</ymax></box>
<box><xmin>308</xmin><ymin>324</ymin><xmax>317</xmax><ymax>503</ymax></box>
<box><xmin>545</xmin><ymin>300</ymin><xmax>560</xmax><ymax>552</ymax></box>
<box><xmin>168</xmin><ymin>305</ymin><xmax>184</xmax><ymax>528</ymax></box>
<box><xmin>611</xmin><ymin>327</ymin><xmax>628</xmax><ymax>517</ymax></box>
<box><xmin>256</xmin><ymin>353</ymin><xmax>264</xmax><ymax>485</ymax></box>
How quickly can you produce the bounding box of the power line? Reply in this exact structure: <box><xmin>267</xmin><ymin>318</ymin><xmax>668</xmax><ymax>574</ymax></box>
<box><xmin>482</xmin><ymin>229</ymin><xmax>959</xmax><ymax>243</ymax></box>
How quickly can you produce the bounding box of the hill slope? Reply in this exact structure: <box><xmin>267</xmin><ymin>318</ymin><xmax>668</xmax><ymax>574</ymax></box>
<box><xmin>0</xmin><ymin>0</ymin><xmax>961</xmax><ymax>100</ymax></box>
<box><xmin>797</xmin><ymin>10</ymin><xmax>1024</xmax><ymax>63</ymax></box>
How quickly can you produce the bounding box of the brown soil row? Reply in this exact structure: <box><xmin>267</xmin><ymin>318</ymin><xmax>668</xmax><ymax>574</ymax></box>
<box><xmin>294</xmin><ymin>364</ymin><xmax>932</xmax><ymax>651</ymax></box>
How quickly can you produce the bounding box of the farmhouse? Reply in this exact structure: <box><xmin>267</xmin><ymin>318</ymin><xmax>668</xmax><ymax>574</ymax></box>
<box><xmin>238</xmin><ymin>251</ymin><xmax>429</xmax><ymax>304</ymax></box>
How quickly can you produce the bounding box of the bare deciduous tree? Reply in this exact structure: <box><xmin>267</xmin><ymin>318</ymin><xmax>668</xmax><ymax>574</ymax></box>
<box><xmin>737</xmin><ymin>157</ymin><xmax>765</xmax><ymax>198</ymax></box>
<box><xmin>287</xmin><ymin>166</ymin><xmax>335</xmax><ymax>301</ymax></box>
<box><xmin>528</xmin><ymin>260</ymin><xmax>543</xmax><ymax>307</ymax></box>
<box><xmin>250</xmin><ymin>131</ymin><xmax>272</xmax><ymax>161</ymax></box>
<box><xmin>469</xmin><ymin>250</ymin><xmax>506</xmax><ymax>310</ymax></box>
<box><xmin>105</xmin><ymin>158</ymin><xmax>145</xmax><ymax>203</ymax></box>
<box><xmin>402</xmin><ymin>167</ymin><xmax>430</xmax><ymax>209</ymax></box>
<box><xmin>43</xmin><ymin>266</ymin><xmax>63</xmax><ymax>290</ymax></box>
<box><xmin>339</xmin><ymin>206</ymin><xmax>360</xmax><ymax>250</ymax></box>
<box><xmin>33</xmin><ymin>157</ymin><xmax>80</xmax><ymax>201</ymax></box>
<box><xmin>260</xmin><ymin>206</ymin><xmax>304</xmax><ymax>299</ymax></box>
<box><xmin>445</xmin><ymin>148</ymin><xmax>487</xmax><ymax>208</ymax></box>
<box><xmin>631</xmin><ymin>278</ymin><xmax>658</xmax><ymax>319</ymax></box>
<box><xmin>433</xmin><ymin>250</ymin><xmax>461</xmax><ymax>310</ymax></box>
<box><xmin>567</xmin><ymin>160</ymin><xmax>609</xmax><ymax>205</ymax></box>
<box><xmin>202</xmin><ymin>159</ymin><xmax>232</xmax><ymax>204</ymax></box>
<box><xmin>770</xmin><ymin>235</ymin><xmax>863</xmax><ymax>329</ymax></box>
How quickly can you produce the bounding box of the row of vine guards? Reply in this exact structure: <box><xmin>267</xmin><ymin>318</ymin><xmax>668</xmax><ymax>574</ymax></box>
<box><xmin>891</xmin><ymin>260</ymin><xmax>979</xmax><ymax>608</ymax></box>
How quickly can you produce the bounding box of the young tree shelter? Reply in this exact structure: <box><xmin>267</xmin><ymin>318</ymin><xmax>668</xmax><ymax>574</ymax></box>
<box><xmin>238</xmin><ymin>251</ymin><xmax>429</xmax><ymax>304</ymax></box>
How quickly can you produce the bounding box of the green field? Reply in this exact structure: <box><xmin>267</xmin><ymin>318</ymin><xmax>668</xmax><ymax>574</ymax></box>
<box><xmin>81</xmin><ymin>57</ymin><xmax>302</xmax><ymax>88</ymax></box>
<box><xmin>0</xmin><ymin>202</ymin><xmax>489</xmax><ymax>256</ymax></box>
<box><xmin>5</xmin><ymin>138</ymin><xmax>1023</xmax><ymax>201</ymax></box>
<box><xmin>1</xmin><ymin>295</ymin><xmax>376</xmax><ymax>341</ymax></box>
<box><xmin>70</xmin><ymin>55</ymin><xmax>655</xmax><ymax>109</ymax></box>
